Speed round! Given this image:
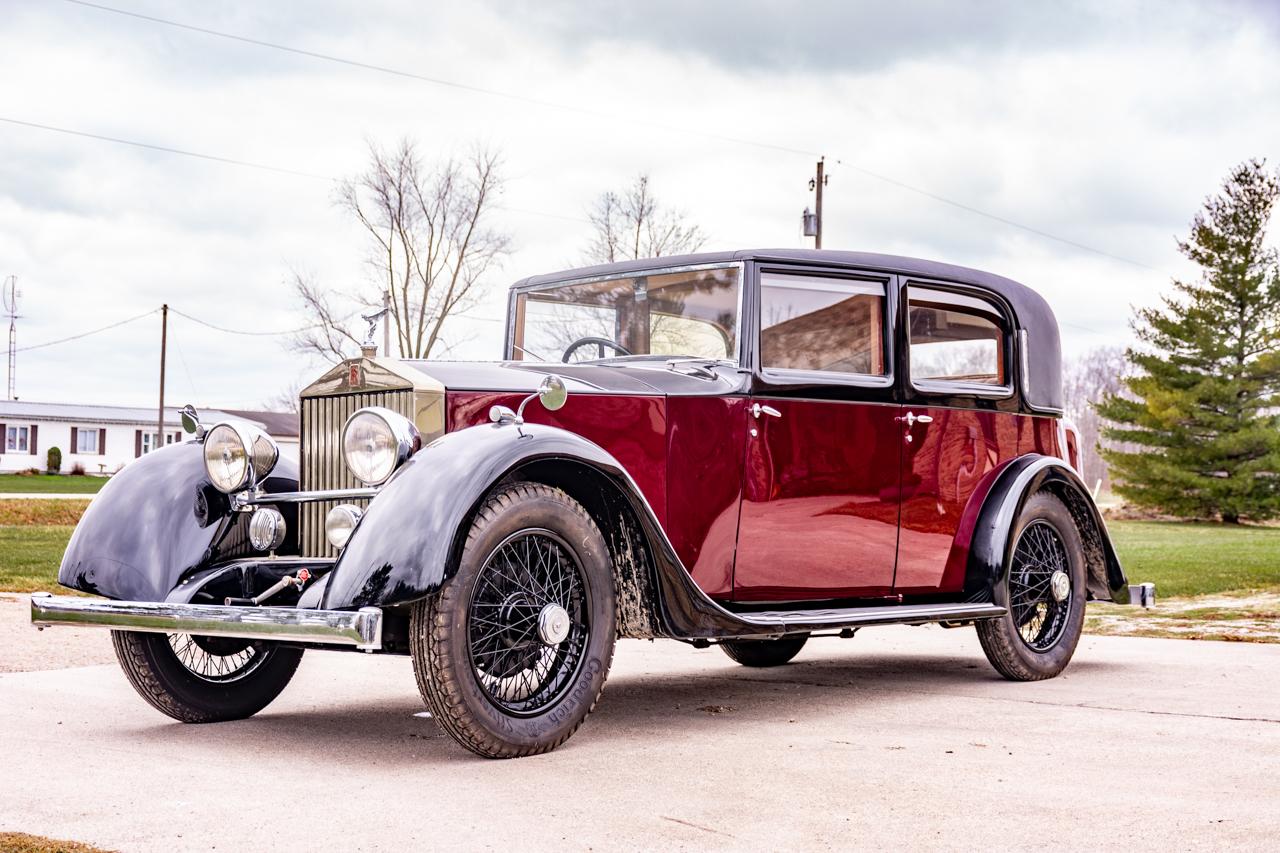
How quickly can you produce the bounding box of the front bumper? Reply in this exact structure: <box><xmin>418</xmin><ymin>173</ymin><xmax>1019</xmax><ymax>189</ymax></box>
<box><xmin>30</xmin><ymin>593</ymin><xmax>383</xmax><ymax>650</ymax></box>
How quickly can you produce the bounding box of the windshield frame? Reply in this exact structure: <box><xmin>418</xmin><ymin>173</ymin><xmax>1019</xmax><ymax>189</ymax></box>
<box><xmin>505</xmin><ymin>261</ymin><xmax>747</xmax><ymax>365</ymax></box>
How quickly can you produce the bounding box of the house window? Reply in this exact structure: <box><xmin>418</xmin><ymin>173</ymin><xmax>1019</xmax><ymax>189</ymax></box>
<box><xmin>760</xmin><ymin>273</ymin><xmax>887</xmax><ymax>376</ymax></box>
<box><xmin>140</xmin><ymin>432</ymin><xmax>178</xmax><ymax>454</ymax></box>
<box><xmin>76</xmin><ymin>429</ymin><xmax>99</xmax><ymax>454</ymax></box>
<box><xmin>908</xmin><ymin>287</ymin><xmax>1007</xmax><ymax>386</ymax></box>
<box><xmin>6</xmin><ymin>425</ymin><xmax>28</xmax><ymax>452</ymax></box>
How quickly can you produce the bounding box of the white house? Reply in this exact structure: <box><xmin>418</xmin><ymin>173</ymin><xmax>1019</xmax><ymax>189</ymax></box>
<box><xmin>0</xmin><ymin>401</ymin><xmax>299</xmax><ymax>475</ymax></box>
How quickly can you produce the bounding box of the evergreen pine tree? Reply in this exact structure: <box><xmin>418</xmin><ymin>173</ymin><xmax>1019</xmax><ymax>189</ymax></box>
<box><xmin>1098</xmin><ymin>159</ymin><xmax>1280</xmax><ymax>522</ymax></box>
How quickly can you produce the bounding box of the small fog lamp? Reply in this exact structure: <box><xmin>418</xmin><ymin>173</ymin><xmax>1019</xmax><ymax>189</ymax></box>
<box><xmin>248</xmin><ymin>507</ymin><xmax>287</xmax><ymax>553</ymax></box>
<box><xmin>325</xmin><ymin>504</ymin><xmax>363</xmax><ymax>549</ymax></box>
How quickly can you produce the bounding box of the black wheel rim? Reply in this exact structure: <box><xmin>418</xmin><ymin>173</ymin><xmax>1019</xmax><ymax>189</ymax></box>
<box><xmin>1008</xmin><ymin>520</ymin><xmax>1073</xmax><ymax>652</ymax></box>
<box><xmin>467</xmin><ymin>529</ymin><xmax>590</xmax><ymax>717</ymax></box>
<box><xmin>167</xmin><ymin>634</ymin><xmax>268</xmax><ymax>682</ymax></box>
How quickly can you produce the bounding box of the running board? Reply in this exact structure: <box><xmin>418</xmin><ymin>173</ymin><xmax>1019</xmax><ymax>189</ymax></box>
<box><xmin>721</xmin><ymin>602</ymin><xmax>1006</xmax><ymax>637</ymax></box>
<box><xmin>29</xmin><ymin>593</ymin><xmax>382</xmax><ymax>650</ymax></box>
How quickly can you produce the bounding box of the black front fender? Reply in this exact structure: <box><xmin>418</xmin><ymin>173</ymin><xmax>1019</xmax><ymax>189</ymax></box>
<box><xmin>964</xmin><ymin>455</ymin><xmax>1128</xmax><ymax>604</ymax></box>
<box><xmin>58</xmin><ymin>442</ymin><xmax>298</xmax><ymax>601</ymax></box>
<box><xmin>322</xmin><ymin>422</ymin><xmax>642</xmax><ymax>610</ymax></box>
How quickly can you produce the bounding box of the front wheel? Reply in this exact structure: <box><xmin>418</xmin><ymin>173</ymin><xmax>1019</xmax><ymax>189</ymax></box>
<box><xmin>111</xmin><ymin>631</ymin><xmax>303</xmax><ymax>722</ymax></box>
<box><xmin>411</xmin><ymin>483</ymin><xmax>616</xmax><ymax>758</ymax></box>
<box><xmin>976</xmin><ymin>491</ymin><xmax>1087</xmax><ymax>681</ymax></box>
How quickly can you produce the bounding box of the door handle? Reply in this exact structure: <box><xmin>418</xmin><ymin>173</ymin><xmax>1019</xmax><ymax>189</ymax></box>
<box><xmin>897</xmin><ymin>411</ymin><xmax>933</xmax><ymax>427</ymax></box>
<box><xmin>751</xmin><ymin>403</ymin><xmax>782</xmax><ymax>419</ymax></box>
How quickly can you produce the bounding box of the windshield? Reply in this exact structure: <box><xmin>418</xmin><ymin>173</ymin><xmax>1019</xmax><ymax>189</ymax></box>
<box><xmin>510</xmin><ymin>266</ymin><xmax>740</xmax><ymax>363</ymax></box>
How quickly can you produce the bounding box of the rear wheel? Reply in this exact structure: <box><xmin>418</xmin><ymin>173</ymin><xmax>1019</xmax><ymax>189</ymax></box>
<box><xmin>111</xmin><ymin>631</ymin><xmax>303</xmax><ymax>722</ymax></box>
<box><xmin>976</xmin><ymin>491</ymin><xmax>1086</xmax><ymax>681</ymax></box>
<box><xmin>411</xmin><ymin>483</ymin><xmax>616</xmax><ymax>758</ymax></box>
<box><xmin>720</xmin><ymin>634</ymin><xmax>808</xmax><ymax>667</ymax></box>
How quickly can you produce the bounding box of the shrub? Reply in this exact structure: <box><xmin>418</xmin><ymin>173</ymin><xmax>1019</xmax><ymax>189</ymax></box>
<box><xmin>70</xmin><ymin>463</ymin><xmax>86</xmax><ymax>476</ymax></box>
<box><xmin>15</xmin><ymin>467</ymin><xmax>41</xmax><ymax>476</ymax></box>
<box><xmin>46</xmin><ymin>446</ymin><xmax>62</xmax><ymax>475</ymax></box>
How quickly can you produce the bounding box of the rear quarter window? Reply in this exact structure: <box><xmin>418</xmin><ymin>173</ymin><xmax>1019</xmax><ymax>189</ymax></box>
<box><xmin>908</xmin><ymin>287</ymin><xmax>1007</xmax><ymax>386</ymax></box>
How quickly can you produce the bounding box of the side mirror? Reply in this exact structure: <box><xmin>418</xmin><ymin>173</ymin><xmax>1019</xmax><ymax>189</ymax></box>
<box><xmin>496</xmin><ymin>375</ymin><xmax>571</xmax><ymax>427</ymax></box>
<box><xmin>179</xmin><ymin>403</ymin><xmax>206</xmax><ymax>438</ymax></box>
<box><xmin>537</xmin><ymin>375</ymin><xmax>568</xmax><ymax>412</ymax></box>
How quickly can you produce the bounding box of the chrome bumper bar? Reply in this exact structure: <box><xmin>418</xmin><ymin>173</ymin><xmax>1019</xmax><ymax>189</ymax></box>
<box><xmin>29</xmin><ymin>593</ymin><xmax>383</xmax><ymax>651</ymax></box>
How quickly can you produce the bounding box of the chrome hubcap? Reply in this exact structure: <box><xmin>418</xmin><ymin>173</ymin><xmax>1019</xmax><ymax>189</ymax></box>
<box><xmin>538</xmin><ymin>603</ymin><xmax>571</xmax><ymax>645</ymax></box>
<box><xmin>1050</xmin><ymin>570</ymin><xmax>1071</xmax><ymax>603</ymax></box>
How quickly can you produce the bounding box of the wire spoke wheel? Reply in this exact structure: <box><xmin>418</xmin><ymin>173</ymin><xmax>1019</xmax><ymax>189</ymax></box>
<box><xmin>467</xmin><ymin>528</ymin><xmax>590</xmax><ymax>716</ymax></box>
<box><xmin>166</xmin><ymin>633</ymin><xmax>268</xmax><ymax>683</ymax></box>
<box><xmin>1008</xmin><ymin>519</ymin><xmax>1073</xmax><ymax>652</ymax></box>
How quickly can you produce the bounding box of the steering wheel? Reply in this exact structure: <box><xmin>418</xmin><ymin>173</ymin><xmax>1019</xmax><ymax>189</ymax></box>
<box><xmin>561</xmin><ymin>336</ymin><xmax>632</xmax><ymax>362</ymax></box>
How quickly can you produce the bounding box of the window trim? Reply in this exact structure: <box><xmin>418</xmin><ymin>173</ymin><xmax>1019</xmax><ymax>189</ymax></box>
<box><xmin>75</xmin><ymin>426</ymin><xmax>100</xmax><ymax>455</ymax></box>
<box><xmin>904</xmin><ymin>279</ymin><xmax>1015</xmax><ymax>400</ymax></box>
<box><xmin>505</xmin><ymin>261</ymin><xmax>747</xmax><ymax>367</ymax></box>
<box><xmin>754</xmin><ymin>266</ymin><xmax>896</xmax><ymax>390</ymax></box>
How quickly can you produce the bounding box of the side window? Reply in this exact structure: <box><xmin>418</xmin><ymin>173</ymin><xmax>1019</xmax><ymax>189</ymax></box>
<box><xmin>760</xmin><ymin>273</ymin><xmax>886</xmax><ymax>376</ymax></box>
<box><xmin>908</xmin><ymin>286</ymin><xmax>1007</xmax><ymax>386</ymax></box>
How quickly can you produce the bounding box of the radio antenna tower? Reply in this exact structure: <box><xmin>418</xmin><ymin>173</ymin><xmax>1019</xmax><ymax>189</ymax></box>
<box><xmin>3</xmin><ymin>276</ymin><xmax>18</xmax><ymax>401</ymax></box>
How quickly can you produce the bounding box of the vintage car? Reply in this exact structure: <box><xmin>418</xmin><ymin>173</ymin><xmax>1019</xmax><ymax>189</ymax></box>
<box><xmin>32</xmin><ymin>249</ymin><xmax>1128</xmax><ymax>758</ymax></box>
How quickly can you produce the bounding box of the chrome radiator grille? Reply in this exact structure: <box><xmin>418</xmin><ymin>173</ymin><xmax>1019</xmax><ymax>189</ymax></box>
<box><xmin>299</xmin><ymin>389</ymin><xmax>415</xmax><ymax>558</ymax></box>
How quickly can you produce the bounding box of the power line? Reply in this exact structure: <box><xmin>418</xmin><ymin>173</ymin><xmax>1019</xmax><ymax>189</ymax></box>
<box><xmin>832</xmin><ymin>159</ymin><xmax>1165</xmax><ymax>273</ymax></box>
<box><xmin>0</xmin><ymin>116</ymin><xmax>331</xmax><ymax>182</ymax></box>
<box><xmin>60</xmin><ymin>0</ymin><xmax>818</xmax><ymax>160</ymax></box>
<box><xmin>15</xmin><ymin>307</ymin><xmax>159</xmax><ymax>352</ymax></box>
<box><xmin>54</xmin><ymin>2</ymin><xmax>1164</xmax><ymax>272</ymax></box>
<box><xmin>169</xmin><ymin>307</ymin><xmax>328</xmax><ymax>337</ymax></box>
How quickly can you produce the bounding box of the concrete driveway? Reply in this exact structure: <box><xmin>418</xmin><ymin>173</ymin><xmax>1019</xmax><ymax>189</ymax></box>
<box><xmin>1</xmin><ymin>619</ymin><xmax>1277</xmax><ymax>852</ymax></box>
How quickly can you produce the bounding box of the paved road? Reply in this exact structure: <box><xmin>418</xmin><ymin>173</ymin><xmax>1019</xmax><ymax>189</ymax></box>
<box><xmin>1</xmin><ymin>624</ymin><xmax>1277</xmax><ymax>852</ymax></box>
<box><xmin>0</xmin><ymin>492</ymin><xmax>96</xmax><ymax>500</ymax></box>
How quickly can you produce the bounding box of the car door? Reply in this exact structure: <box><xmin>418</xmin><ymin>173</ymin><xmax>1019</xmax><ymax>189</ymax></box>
<box><xmin>732</xmin><ymin>269</ymin><xmax>903</xmax><ymax>602</ymax></box>
<box><xmin>895</xmin><ymin>283</ymin><xmax>1022</xmax><ymax>593</ymax></box>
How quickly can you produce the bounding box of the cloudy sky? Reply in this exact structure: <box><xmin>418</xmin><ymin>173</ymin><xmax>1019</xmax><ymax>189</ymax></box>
<box><xmin>1</xmin><ymin>0</ymin><xmax>1277</xmax><ymax>409</ymax></box>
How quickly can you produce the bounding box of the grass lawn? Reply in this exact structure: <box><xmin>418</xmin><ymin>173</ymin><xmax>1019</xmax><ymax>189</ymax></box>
<box><xmin>0</xmin><ymin>473</ymin><xmax>106</xmax><ymax>494</ymax></box>
<box><xmin>1105</xmin><ymin>520</ymin><xmax>1280</xmax><ymax>598</ymax></box>
<box><xmin>0</xmin><ymin>526</ymin><xmax>76</xmax><ymax>593</ymax></box>
<box><xmin>0</xmin><ymin>833</ymin><xmax>116</xmax><ymax>853</ymax></box>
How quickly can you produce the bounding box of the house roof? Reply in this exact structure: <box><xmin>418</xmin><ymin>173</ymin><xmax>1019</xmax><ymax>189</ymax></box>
<box><xmin>0</xmin><ymin>400</ymin><xmax>298</xmax><ymax>437</ymax></box>
<box><xmin>220</xmin><ymin>409</ymin><xmax>299</xmax><ymax>438</ymax></box>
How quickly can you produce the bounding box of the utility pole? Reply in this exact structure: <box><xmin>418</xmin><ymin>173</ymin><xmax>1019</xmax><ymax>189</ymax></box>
<box><xmin>3</xmin><ymin>276</ymin><xmax>17</xmax><ymax>401</ymax></box>
<box><xmin>801</xmin><ymin>158</ymin><xmax>829</xmax><ymax>249</ymax></box>
<box><xmin>157</xmin><ymin>304</ymin><xmax>168</xmax><ymax>451</ymax></box>
<box><xmin>814</xmin><ymin>158</ymin><xmax>825</xmax><ymax>249</ymax></box>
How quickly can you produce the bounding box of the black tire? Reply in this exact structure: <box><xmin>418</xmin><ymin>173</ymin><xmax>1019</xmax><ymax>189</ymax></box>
<box><xmin>411</xmin><ymin>482</ymin><xmax>616</xmax><ymax>759</ymax></box>
<box><xmin>720</xmin><ymin>634</ymin><xmax>808</xmax><ymax>667</ymax></box>
<box><xmin>976</xmin><ymin>491</ymin><xmax>1087</xmax><ymax>681</ymax></box>
<box><xmin>111</xmin><ymin>631</ymin><xmax>303</xmax><ymax>723</ymax></box>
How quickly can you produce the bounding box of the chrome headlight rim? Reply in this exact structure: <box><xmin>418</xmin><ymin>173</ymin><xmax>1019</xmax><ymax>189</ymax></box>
<box><xmin>202</xmin><ymin>421</ymin><xmax>280</xmax><ymax>494</ymax></box>
<box><xmin>341</xmin><ymin>406</ymin><xmax>421</xmax><ymax>487</ymax></box>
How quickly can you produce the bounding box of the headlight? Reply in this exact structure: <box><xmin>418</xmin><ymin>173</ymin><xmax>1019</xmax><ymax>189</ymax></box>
<box><xmin>203</xmin><ymin>422</ymin><xmax>279</xmax><ymax>494</ymax></box>
<box><xmin>326</xmin><ymin>504</ymin><xmax>363</xmax><ymax>549</ymax></box>
<box><xmin>248</xmin><ymin>507</ymin><xmax>287</xmax><ymax>552</ymax></box>
<box><xmin>342</xmin><ymin>407</ymin><xmax>420</xmax><ymax>486</ymax></box>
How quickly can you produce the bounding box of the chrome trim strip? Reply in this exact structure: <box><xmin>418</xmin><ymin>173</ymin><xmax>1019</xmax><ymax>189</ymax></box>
<box><xmin>730</xmin><ymin>602</ymin><xmax>1005</xmax><ymax>632</ymax></box>
<box><xmin>29</xmin><ymin>593</ymin><xmax>383</xmax><ymax>650</ymax></box>
<box><xmin>243</xmin><ymin>487</ymin><xmax>380</xmax><ymax>505</ymax></box>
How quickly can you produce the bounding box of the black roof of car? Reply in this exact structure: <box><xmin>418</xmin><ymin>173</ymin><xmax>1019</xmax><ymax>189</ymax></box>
<box><xmin>513</xmin><ymin>249</ymin><xmax>1063</xmax><ymax>414</ymax></box>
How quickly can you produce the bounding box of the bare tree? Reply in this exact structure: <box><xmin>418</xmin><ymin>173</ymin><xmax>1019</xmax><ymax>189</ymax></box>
<box><xmin>291</xmin><ymin>139</ymin><xmax>510</xmax><ymax>363</ymax></box>
<box><xmin>584</xmin><ymin>174</ymin><xmax>706</xmax><ymax>264</ymax></box>
<box><xmin>1062</xmin><ymin>345</ymin><xmax>1130</xmax><ymax>491</ymax></box>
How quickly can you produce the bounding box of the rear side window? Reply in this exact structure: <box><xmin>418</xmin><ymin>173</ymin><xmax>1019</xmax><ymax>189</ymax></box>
<box><xmin>760</xmin><ymin>273</ymin><xmax>886</xmax><ymax>376</ymax></box>
<box><xmin>908</xmin><ymin>286</ymin><xmax>1006</xmax><ymax>386</ymax></box>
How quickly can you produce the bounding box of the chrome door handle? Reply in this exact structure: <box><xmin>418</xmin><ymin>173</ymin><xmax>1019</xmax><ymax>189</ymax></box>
<box><xmin>898</xmin><ymin>411</ymin><xmax>933</xmax><ymax>427</ymax></box>
<box><xmin>751</xmin><ymin>403</ymin><xmax>782</xmax><ymax>419</ymax></box>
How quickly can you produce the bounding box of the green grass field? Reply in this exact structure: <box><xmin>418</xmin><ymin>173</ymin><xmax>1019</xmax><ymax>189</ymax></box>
<box><xmin>1106</xmin><ymin>521</ymin><xmax>1280</xmax><ymax>598</ymax></box>
<box><xmin>1</xmin><ymin>514</ymin><xmax>1276</xmax><ymax>601</ymax></box>
<box><xmin>0</xmin><ymin>473</ymin><xmax>106</xmax><ymax>494</ymax></box>
<box><xmin>0</xmin><ymin>526</ymin><xmax>77</xmax><ymax>593</ymax></box>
